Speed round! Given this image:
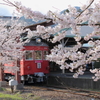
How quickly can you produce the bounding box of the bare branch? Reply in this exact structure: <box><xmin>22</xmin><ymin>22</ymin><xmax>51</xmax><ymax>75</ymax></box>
<box><xmin>2</xmin><ymin>0</ymin><xmax>19</xmax><ymax>9</ymax></box>
<box><xmin>75</xmin><ymin>0</ymin><xmax>94</xmax><ymax>19</ymax></box>
<box><xmin>77</xmin><ymin>23</ymin><xmax>100</xmax><ymax>26</ymax></box>
<box><xmin>0</xmin><ymin>3</ymin><xmax>12</xmax><ymax>6</ymax></box>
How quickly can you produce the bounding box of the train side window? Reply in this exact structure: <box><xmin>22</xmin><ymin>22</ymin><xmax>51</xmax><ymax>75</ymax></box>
<box><xmin>25</xmin><ymin>51</ymin><xmax>33</xmax><ymax>60</ymax></box>
<box><xmin>35</xmin><ymin>51</ymin><xmax>42</xmax><ymax>60</ymax></box>
<box><xmin>43</xmin><ymin>51</ymin><xmax>48</xmax><ymax>60</ymax></box>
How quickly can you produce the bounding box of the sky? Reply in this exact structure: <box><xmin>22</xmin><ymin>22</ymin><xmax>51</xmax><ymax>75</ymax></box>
<box><xmin>0</xmin><ymin>0</ymin><xmax>99</xmax><ymax>16</ymax></box>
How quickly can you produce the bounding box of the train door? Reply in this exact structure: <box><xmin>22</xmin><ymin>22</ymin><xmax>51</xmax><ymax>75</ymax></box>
<box><xmin>34</xmin><ymin>50</ymin><xmax>49</xmax><ymax>72</ymax></box>
<box><xmin>34</xmin><ymin>50</ymin><xmax>42</xmax><ymax>69</ymax></box>
<box><xmin>43</xmin><ymin>50</ymin><xmax>49</xmax><ymax>73</ymax></box>
<box><xmin>43</xmin><ymin>51</ymin><xmax>48</xmax><ymax>60</ymax></box>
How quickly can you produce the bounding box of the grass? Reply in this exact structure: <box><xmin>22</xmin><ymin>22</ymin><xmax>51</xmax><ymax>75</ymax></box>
<box><xmin>0</xmin><ymin>87</ymin><xmax>44</xmax><ymax>100</ymax></box>
<box><xmin>0</xmin><ymin>91</ymin><xmax>44</xmax><ymax>100</ymax></box>
<box><xmin>0</xmin><ymin>93</ymin><xmax>23</xmax><ymax>100</ymax></box>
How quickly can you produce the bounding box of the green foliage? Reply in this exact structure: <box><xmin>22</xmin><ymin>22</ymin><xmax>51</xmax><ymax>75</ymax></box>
<box><xmin>0</xmin><ymin>87</ymin><xmax>6</xmax><ymax>91</ymax></box>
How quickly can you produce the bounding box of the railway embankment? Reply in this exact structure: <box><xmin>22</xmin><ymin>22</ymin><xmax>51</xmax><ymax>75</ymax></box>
<box><xmin>47</xmin><ymin>72</ymin><xmax>100</xmax><ymax>90</ymax></box>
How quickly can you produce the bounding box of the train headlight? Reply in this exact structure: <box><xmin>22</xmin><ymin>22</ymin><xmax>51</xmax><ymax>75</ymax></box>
<box><xmin>36</xmin><ymin>38</ymin><xmax>41</xmax><ymax>43</ymax></box>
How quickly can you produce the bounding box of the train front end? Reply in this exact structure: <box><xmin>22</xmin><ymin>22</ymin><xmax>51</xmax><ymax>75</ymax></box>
<box><xmin>20</xmin><ymin>39</ymin><xmax>49</xmax><ymax>84</ymax></box>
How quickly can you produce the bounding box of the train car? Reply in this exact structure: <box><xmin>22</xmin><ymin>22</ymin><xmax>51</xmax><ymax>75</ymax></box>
<box><xmin>4</xmin><ymin>38</ymin><xmax>49</xmax><ymax>84</ymax></box>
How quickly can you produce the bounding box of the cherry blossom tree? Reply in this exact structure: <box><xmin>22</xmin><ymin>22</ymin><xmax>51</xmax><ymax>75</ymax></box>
<box><xmin>2</xmin><ymin>0</ymin><xmax>100</xmax><ymax>81</ymax></box>
<box><xmin>0</xmin><ymin>17</ymin><xmax>29</xmax><ymax>74</ymax></box>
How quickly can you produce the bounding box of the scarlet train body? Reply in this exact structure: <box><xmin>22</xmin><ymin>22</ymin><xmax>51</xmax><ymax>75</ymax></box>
<box><xmin>4</xmin><ymin>39</ymin><xmax>49</xmax><ymax>83</ymax></box>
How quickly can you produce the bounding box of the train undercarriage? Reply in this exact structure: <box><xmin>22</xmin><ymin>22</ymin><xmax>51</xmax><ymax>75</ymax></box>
<box><xmin>4</xmin><ymin>72</ymin><xmax>47</xmax><ymax>84</ymax></box>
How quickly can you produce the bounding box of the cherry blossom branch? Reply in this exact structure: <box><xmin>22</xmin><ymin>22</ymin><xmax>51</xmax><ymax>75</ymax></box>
<box><xmin>49</xmin><ymin>10</ymin><xmax>63</xmax><ymax>21</ymax></box>
<box><xmin>1</xmin><ymin>0</ymin><xmax>100</xmax><ymax>81</ymax></box>
<box><xmin>45</xmin><ymin>0</ymin><xmax>95</xmax><ymax>22</ymax></box>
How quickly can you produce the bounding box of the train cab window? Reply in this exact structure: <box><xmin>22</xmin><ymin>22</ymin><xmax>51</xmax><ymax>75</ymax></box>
<box><xmin>35</xmin><ymin>51</ymin><xmax>42</xmax><ymax>60</ymax></box>
<box><xmin>25</xmin><ymin>51</ymin><xmax>33</xmax><ymax>60</ymax></box>
<box><xmin>43</xmin><ymin>51</ymin><xmax>48</xmax><ymax>60</ymax></box>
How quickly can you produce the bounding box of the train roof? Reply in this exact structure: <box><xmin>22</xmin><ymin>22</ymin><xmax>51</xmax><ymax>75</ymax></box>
<box><xmin>24</xmin><ymin>40</ymin><xmax>48</xmax><ymax>47</ymax></box>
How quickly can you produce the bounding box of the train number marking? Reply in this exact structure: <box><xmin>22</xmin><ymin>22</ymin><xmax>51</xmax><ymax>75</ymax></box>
<box><xmin>37</xmin><ymin>63</ymin><xmax>41</xmax><ymax>69</ymax></box>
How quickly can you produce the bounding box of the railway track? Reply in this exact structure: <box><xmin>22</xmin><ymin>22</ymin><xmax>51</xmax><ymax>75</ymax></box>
<box><xmin>26</xmin><ymin>84</ymin><xmax>100</xmax><ymax>99</ymax></box>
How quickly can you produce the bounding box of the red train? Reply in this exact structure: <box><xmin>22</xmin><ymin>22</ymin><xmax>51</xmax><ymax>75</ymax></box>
<box><xmin>4</xmin><ymin>38</ymin><xmax>49</xmax><ymax>84</ymax></box>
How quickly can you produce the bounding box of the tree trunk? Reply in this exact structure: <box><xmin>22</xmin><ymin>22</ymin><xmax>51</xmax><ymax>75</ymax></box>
<box><xmin>0</xmin><ymin>67</ymin><xmax>4</xmax><ymax>81</ymax></box>
<box><xmin>15</xmin><ymin>71</ymin><xmax>21</xmax><ymax>83</ymax></box>
<box><xmin>15</xmin><ymin>60</ymin><xmax>21</xmax><ymax>83</ymax></box>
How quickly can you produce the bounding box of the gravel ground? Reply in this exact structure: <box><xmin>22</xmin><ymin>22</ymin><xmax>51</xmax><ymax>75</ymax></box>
<box><xmin>1</xmin><ymin>85</ymin><xmax>100</xmax><ymax>100</ymax></box>
<box><xmin>18</xmin><ymin>86</ymin><xmax>100</xmax><ymax>100</ymax></box>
